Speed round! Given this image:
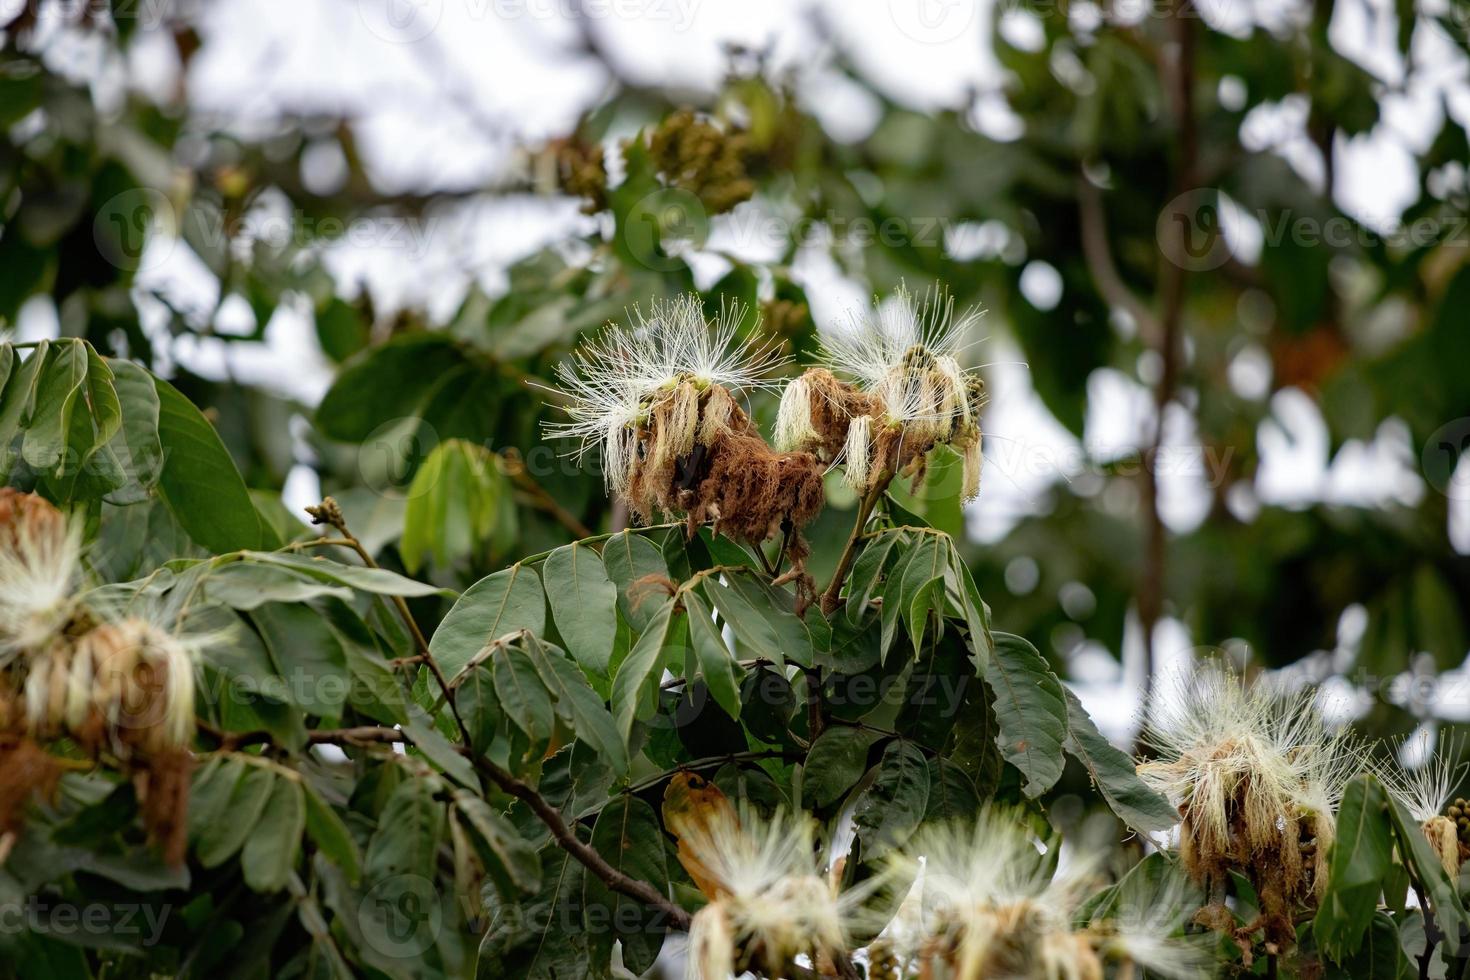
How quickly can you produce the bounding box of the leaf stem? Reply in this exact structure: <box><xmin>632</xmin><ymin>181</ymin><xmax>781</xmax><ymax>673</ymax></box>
<box><xmin>818</xmin><ymin>471</ymin><xmax>893</xmax><ymax>616</ymax></box>
<box><xmin>305</xmin><ymin>498</ymin><xmax>475</xmax><ymax>749</ymax></box>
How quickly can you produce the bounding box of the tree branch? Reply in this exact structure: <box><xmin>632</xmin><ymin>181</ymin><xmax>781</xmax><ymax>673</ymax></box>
<box><xmin>1077</xmin><ymin>173</ymin><xmax>1161</xmax><ymax>347</ymax></box>
<box><xmin>460</xmin><ymin>749</ymin><xmax>692</xmax><ymax>931</ymax></box>
<box><xmin>209</xmin><ymin>718</ymin><xmax>692</xmax><ymax>931</ymax></box>
<box><xmin>1136</xmin><ymin>0</ymin><xmax>1196</xmax><ymax>741</ymax></box>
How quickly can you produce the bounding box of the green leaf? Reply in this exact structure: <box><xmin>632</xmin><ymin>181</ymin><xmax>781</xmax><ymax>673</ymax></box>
<box><xmin>401</xmin><ymin>438</ymin><xmax>504</xmax><ymax>573</ymax></box>
<box><xmin>1062</xmin><ymin>689</ymin><xmax>1177</xmax><ymax>834</ymax></box>
<box><xmin>457</xmin><ymin>666</ymin><xmax>502</xmax><ymax>753</ymax></box>
<box><xmin>83</xmin><ymin>347</ymin><xmax>122</xmax><ymax>451</ymax></box>
<box><xmin>950</xmin><ymin>548</ymin><xmax>994</xmax><ymax>670</ymax></box>
<box><xmin>611</xmin><ymin>598</ymin><xmax>680</xmax><ymax>745</ymax></box>
<box><xmin>879</xmin><ymin>539</ymin><xmax>923</xmax><ymax>660</ymax></box>
<box><xmin>479</xmin><ymin>843</ymin><xmax>592</xmax><ymax>979</ymax></box>
<box><xmin>804</xmin><ymin>727</ymin><xmax>884</xmax><ymax>808</ymax></box>
<box><xmin>21</xmin><ymin>340</ymin><xmax>86</xmax><ymax>472</ymax></box>
<box><xmin>521</xmin><ymin>636</ymin><xmax>628</xmax><ymax>774</ymax></box>
<box><xmin>544</xmin><ymin>542</ymin><xmax>618</xmax><ymax>677</ymax></box>
<box><xmin>238</xmin><ymin>551</ymin><xmax>448</xmax><ymax>598</ymax></box>
<box><xmin>453</xmin><ymin>791</ymin><xmax>542</xmax><ymax>898</ymax></box>
<box><xmin>188</xmin><ymin>756</ymin><xmax>243</xmax><ymax>840</ymax></box>
<box><xmin>365</xmin><ymin>775</ymin><xmax>444</xmax><ymax>883</ymax></box>
<box><xmin>315</xmin><ymin>333</ymin><xmax>466</xmax><ymax>442</ymax></box>
<box><xmin>1322</xmin><ymin>912</ymin><xmax>1414</xmax><ymax>979</ymax></box>
<box><xmin>205</xmin><ymin>561</ymin><xmax>354</xmax><ymax>610</ymax></box>
<box><xmin>845</xmin><ymin>530</ymin><xmax>905</xmax><ymax>626</ymax></box>
<box><xmin>401</xmin><ymin>712</ymin><xmax>481</xmax><ymax>789</ymax></box>
<box><xmin>583</xmin><ymin>796</ymin><xmax>669</xmax><ymax>974</ymax></box>
<box><xmin>432</xmin><ymin>563</ymin><xmax>546</xmax><ymax>682</ymax></box>
<box><xmin>197</xmin><ymin>764</ymin><xmax>275</xmax><ymax>867</ymax></box>
<box><xmin>601</xmin><ymin>529</ymin><xmax>667</xmax><ymax>632</ymax></box>
<box><xmin>1387</xmin><ymin>791</ymin><xmax>1469</xmax><ymax>955</ymax></box>
<box><xmin>682</xmin><ymin>591</ymin><xmax>742</xmax><ymax>720</ymax></box>
<box><xmin>493</xmin><ymin>644</ymin><xmax>557</xmax><ymax>745</ymax></box>
<box><xmin>980</xmin><ymin>632</ymin><xmax>1068</xmax><ymax>798</ymax></box>
<box><xmin>900</xmin><ymin>535</ymin><xmax>948</xmax><ymax>659</ymax></box>
<box><xmin>946</xmin><ymin>677</ymin><xmax>1003</xmax><ymax>795</ymax></box>
<box><xmin>1315</xmin><ymin>775</ymin><xmax>1394</xmax><ymax>962</ymax></box>
<box><xmin>923</xmin><ymin>757</ymin><xmax>981</xmax><ymax>824</ymax></box>
<box><xmin>0</xmin><ymin>340</ymin><xmax>48</xmax><ymax>478</ymax></box>
<box><xmin>0</xmin><ymin>345</ymin><xmax>14</xmax><ymax>430</ymax></box>
<box><xmin>303</xmin><ymin>782</ymin><xmax>363</xmax><ymax>885</ymax></box>
<box><xmin>853</xmin><ymin>740</ymin><xmax>931</xmax><ymax>859</ymax></box>
<box><xmin>241</xmin><ymin>775</ymin><xmax>305</xmax><ymax>892</ymax></box>
<box><xmin>315</xmin><ymin>296</ymin><xmax>369</xmax><ymax>362</ymax></box>
<box><xmin>153</xmin><ymin>375</ymin><xmax>267</xmax><ymax>553</ymax></box>
<box><xmin>104</xmin><ymin>358</ymin><xmax>164</xmax><ymax>498</ymax></box>
<box><xmin>703</xmin><ymin>572</ymin><xmax>815</xmax><ymax>669</ymax></box>
<box><xmin>250</xmin><ymin>601</ymin><xmax>350</xmax><ymax>719</ymax></box>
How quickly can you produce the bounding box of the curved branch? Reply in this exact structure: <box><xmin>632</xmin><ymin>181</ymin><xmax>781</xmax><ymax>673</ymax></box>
<box><xmin>460</xmin><ymin>750</ymin><xmax>692</xmax><ymax>931</ymax></box>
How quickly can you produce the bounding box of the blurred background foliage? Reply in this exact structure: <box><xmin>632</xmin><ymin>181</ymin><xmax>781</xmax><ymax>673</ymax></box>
<box><xmin>2</xmin><ymin>0</ymin><xmax>1469</xmax><ymax>747</ymax></box>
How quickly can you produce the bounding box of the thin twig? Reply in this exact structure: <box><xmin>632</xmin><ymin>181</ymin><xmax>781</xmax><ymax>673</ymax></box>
<box><xmin>818</xmin><ymin>472</ymin><xmax>893</xmax><ymax>615</ymax></box>
<box><xmin>297</xmin><ymin>500</ymin><xmax>689</xmax><ymax>933</ymax></box>
<box><xmin>305</xmin><ymin>499</ymin><xmax>475</xmax><ymax>750</ymax></box>
<box><xmin>311</xmin><ymin>726</ymin><xmax>408</xmax><ymax>746</ymax></box>
<box><xmin>501</xmin><ymin>449</ymin><xmax>594</xmax><ymax>539</ymax></box>
<box><xmin>1077</xmin><ymin>173</ymin><xmax>1161</xmax><ymax>347</ymax></box>
<box><xmin>772</xmin><ymin>519</ymin><xmax>794</xmax><ymax>577</ymax></box>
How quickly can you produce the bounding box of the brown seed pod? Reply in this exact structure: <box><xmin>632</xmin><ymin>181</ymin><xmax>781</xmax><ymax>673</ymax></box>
<box><xmin>774</xmin><ymin>367</ymin><xmax>883</xmax><ymax>460</ymax></box>
<box><xmin>134</xmin><ymin>749</ymin><xmax>193</xmax><ymax>866</ymax></box>
<box><xmin>0</xmin><ymin>487</ymin><xmax>65</xmax><ymax>550</ymax></box>
<box><xmin>80</xmin><ymin>619</ymin><xmax>196</xmax><ymax>757</ymax></box>
<box><xmin>623</xmin><ymin>383</ymin><xmax>826</xmax><ymax>608</ymax></box>
<box><xmin>0</xmin><ymin>732</ymin><xmax>61</xmax><ymax>833</ymax></box>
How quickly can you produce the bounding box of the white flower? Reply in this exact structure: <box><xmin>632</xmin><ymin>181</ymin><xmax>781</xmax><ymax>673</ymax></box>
<box><xmin>24</xmin><ymin>603</ymin><xmax>217</xmax><ymax>753</ymax></box>
<box><xmin>544</xmin><ymin>294</ymin><xmax>784</xmax><ymax>494</ymax></box>
<box><xmin>1373</xmin><ymin>729</ymin><xmax>1467</xmax><ymax>823</ymax></box>
<box><xmin>678</xmin><ymin>805</ymin><xmax>857</xmax><ymax>978</ymax></box>
<box><xmin>1138</xmin><ymin>662</ymin><xmax>1364</xmax><ymax>937</ymax></box>
<box><xmin>1372</xmin><ymin>729</ymin><xmax>1468</xmax><ymax>874</ymax></box>
<box><xmin>887</xmin><ymin>808</ymin><xmax>1099</xmax><ymax>978</ymax></box>
<box><xmin>1140</xmin><ymin>666</ymin><xmax>1361</xmax><ymax>852</ymax></box>
<box><xmin>889</xmin><ymin>809</ymin><xmax>1211</xmax><ymax>979</ymax></box>
<box><xmin>778</xmin><ymin>284</ymin><xmax>988</xmax><ymax>498</ymax></box>
<box><xmin>1092</xmin><ymin>863</ymin><xmax>1213</xmax><ymax>980</ymax></box>
<box><xmin>818</xmin><ymin>283</ymin><xmax>984</xmax><ymax>431</ymax></box>
<box><xmin>0</xmin><ymin>496</ymin><xmax>83</xmax><ymax>667</ymax></box>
